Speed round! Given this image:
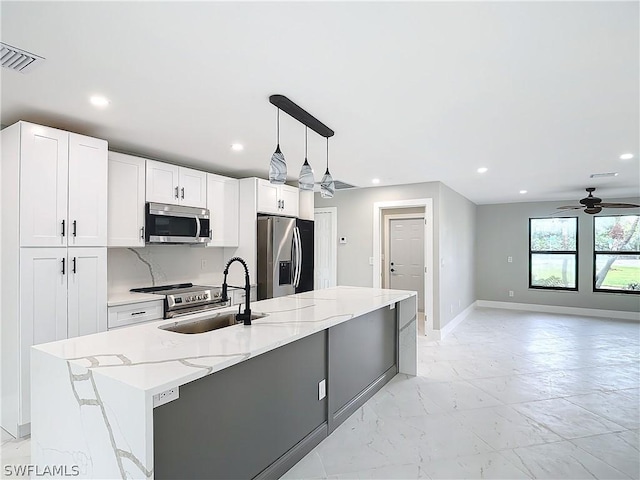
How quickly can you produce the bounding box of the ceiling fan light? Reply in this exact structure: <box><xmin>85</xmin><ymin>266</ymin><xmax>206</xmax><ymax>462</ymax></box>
<box><xmin>298</xmin><ymin>159</ymin><xmax>315</xmax><ymax>191</ymax></box>
<box><xmin>584</xmin><ymin>206</ymin><xmax>602</xmax><ymax>214</ymax></box>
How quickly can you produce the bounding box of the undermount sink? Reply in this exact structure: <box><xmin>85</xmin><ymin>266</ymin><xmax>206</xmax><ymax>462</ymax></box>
<box><xmin>160</xmin><ymin>312</ymin><xmax>268</xmax><ymax>334</ymax></box>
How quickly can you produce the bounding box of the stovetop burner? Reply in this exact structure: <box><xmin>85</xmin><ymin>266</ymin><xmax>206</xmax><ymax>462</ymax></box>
<box><xmin>131</xmin><ymin>283</ymin><xmax>228</xmax><ymax>319</ymax></box>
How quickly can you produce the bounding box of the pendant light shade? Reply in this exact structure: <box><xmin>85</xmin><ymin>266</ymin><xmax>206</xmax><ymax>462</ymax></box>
<box><xmin>298</xmin><ymin>127</ymin><xmax>315</xmax><ymax>191</ymax></box>
<box><xmin>269</xmin><ymin>108</ymin><xmax>287</xmax><ymax>184</ymax></box>
<box><xmin>320</xmin><ymin>137</ymin><xmax>335</xmax><ymax>198</ymax></box>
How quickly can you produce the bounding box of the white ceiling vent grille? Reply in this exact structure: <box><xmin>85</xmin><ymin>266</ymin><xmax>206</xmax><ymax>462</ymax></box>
<box><xmin>1</xmin><ymin>42</ymin><xmax>45</xmax><ymax>73</ymax></box>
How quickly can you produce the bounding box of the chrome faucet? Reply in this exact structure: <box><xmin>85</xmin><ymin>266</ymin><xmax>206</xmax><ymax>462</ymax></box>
<box><xmin>222</xmin><ymin>256</ymin><xmax>252</xmax><ymax>325</ymax></box>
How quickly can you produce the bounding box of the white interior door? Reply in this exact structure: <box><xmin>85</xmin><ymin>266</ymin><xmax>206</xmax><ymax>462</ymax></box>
<box><xmin>314</xmin><ymin>207</ymin><xmax>337</xmax><ymax>289</ymax></box>
<box><xmin>389</xmin><ymin>218</ymin><xmax>424</xmax><ymax>310</ymax></box>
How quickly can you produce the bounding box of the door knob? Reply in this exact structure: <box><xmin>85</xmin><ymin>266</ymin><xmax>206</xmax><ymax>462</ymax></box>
<box><xmin>390</xmin><ymin>262</ymin><xmax>394</xmax><ymax>266</ymax></box>
<box><xmin>390</xmin><ymin>268</ymin><xmax>395</xmax><ymax>272</ymax></box>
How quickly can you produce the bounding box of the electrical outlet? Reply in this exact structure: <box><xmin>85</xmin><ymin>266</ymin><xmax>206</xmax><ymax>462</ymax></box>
<box><xmin>450</xmin><ymin>304</ymin><xmax>454</xmax><ymax>313</ymax></box>
<box><xmin>318</xmin><ymin>379</ymin><xmax>326</xmax><ymax>400</ymax></box>
<box><xmin>153</xmin><ymin>387</ymin><xmax>179</xmax><ymax>408</ymax></box>
<box><xmin>389</xmin><ymin>302</ymin><xmax>396</xmax><ymax>310</ymax></box>
<box><xmin>369</xmin><ymin>257</ymin><xmax>374</xmax><ymax>265</ymax></box>
<box><xmin>507</xmin><ymin>256</ymin><xmax>513</xmax><ymax>263</ymax></box>
<box><xmin>201</xmin><ymin>259</ymin><xmax>207</xmax><ymax>270</ymax></box>
<box><xmin>509</xmin><ymin>290</ymin><xmax>514</xmax><ymax>297</ymax></box>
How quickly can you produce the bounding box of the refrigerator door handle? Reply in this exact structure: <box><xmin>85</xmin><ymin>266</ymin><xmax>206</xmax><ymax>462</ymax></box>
<box><xmin>294</xmin><ymin>227</ymin><xmax>302</xmax><ymax>288</ymax></box>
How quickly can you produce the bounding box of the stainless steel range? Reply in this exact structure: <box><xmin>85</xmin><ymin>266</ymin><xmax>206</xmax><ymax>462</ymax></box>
<box><xmin>130</xmin><ymin>283</ymin><xmax>229</xmax><ymax>319</ymax></box>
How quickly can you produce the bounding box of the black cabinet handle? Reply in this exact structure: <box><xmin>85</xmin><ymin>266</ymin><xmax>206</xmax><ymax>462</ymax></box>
<box><xmin>140</xmin><ymin>227</ymin><xmax>145</xmax><ymax>239</ymax></box>
<box><xmin>72</xmin><ymin>257</ymin><xmax>77</xmax><ymax>274</ymax></box>
<box><xmin>62</xmin><ymin>258</ymin><xmax>66</xmax><ymax>275</ymax></box>
<box><xmin>73</xmin><ymin>220</ymin><xmax>77</xmax><ymax>237</ymax></box>
<box><xmin>181</xmin><ymin>187</ymin><xmax>185</xmax><ymax>199</ymax></box>
<box><xmin>130</xmin><ymin>311</ymin><xmax>146</xmax><ymax>316</ymax></box>
<box><xmin>61</xmin><ymin>220</ymin><xmax>65</xmax><ymax>237</ymax></box>
<box><xmin>175</xmin><ymin>186</ymin><xmax>179</xmax><ymax>199</ymax></box>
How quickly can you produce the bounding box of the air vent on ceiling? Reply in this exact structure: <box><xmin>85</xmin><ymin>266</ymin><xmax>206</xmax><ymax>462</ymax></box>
<box><xmin>590</xmin><ymin>172</ymin><xmax>618</xmax><ymax>179</ymax></box>
<box><xmin>1</xmin><ymin>42</ymin><xmax>45</xmax><ymax>74</ymax></box>
<box><xmin>333</xmin><ymin>180</ymin><xmax>357</xmax><ymax>190</ymax></box>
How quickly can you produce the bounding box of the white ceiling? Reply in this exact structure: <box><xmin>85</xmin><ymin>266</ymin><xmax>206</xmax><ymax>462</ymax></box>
<box><xmin>1</xmin><ymin>1</ymin><xmax>638</xmax><ymax>205</ymax></box>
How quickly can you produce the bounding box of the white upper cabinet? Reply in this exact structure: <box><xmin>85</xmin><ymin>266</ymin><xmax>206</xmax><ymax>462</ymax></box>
<box><xmin>146</xmin><ymin>160</ymin><xmax>180</xmax><ymax>204</ymax></box>
<box><xmin>19</xmin><ymin>124</ymin><xmax>69</xmax><ymax>247</ymax></box>
<box><xmin>108</xmin><ymin>152</ymin><xmax>146</xmax><ymax>247</ymax></box>
<box><xmin>68</xmin><ymin>134</ymin><xmax>108</xmax><ymax>246</ymax></box>
<box><xmin>18</xmin><ymin>123</ymin><xmax>107</xmax><ymax>248</ymax></box>
<box><xmin>256</xmin><ymin>179</ymin><xmax>299</xmax><ymax>217</ymax></box>
<box><xmin>67</xmin><ymin>247</ymin><xmax>107</xmax><ymax>338</ymax></box>
<box><xmin>179</xmin><ymin>166</ymin><xmax>207</xmax><ymax>208</ymax></box>
<box><xmin>146</xmin><ymin>160</ymin><xmax>207</xmax><ymax>208</ymax></box>
<box><xmin>206</xmin><ymin>173</ymin><xmax>239</xmax><ymax>247</ymax></box>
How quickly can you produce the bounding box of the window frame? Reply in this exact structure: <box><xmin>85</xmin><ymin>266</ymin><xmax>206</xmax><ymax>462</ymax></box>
<box><xmin>528</xmin><ymin>217</ymin><xmax>579</xmax><ymax>291</ymax></box>
<box><xmin>593</xmin><ymin>214</ymin><xmax>640</xmax><ymax>295</ymax></box>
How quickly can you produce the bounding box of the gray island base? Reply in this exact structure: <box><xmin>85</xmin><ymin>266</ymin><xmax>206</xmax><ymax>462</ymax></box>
<box><xmin>31</xmin><ymin>287</ymin><xmax>417</xmax><ymax>479</ymax></box>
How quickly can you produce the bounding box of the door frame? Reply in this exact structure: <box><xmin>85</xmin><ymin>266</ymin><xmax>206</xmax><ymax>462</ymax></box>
<box><xmin>314</xmin><ymin>207</ymin><xmax>338</xmax><ymax>289</ymax></box>
<box><xmin>373</xmin><ymin>199</ymin><xmax>433</xmax><ymax>332</ymax></box>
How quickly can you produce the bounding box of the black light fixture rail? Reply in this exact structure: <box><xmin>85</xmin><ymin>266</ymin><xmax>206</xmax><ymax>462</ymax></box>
<box><xmin>269</xmin><ymin>95</ymin><xmax>334</xmax><ymax>138</ymax></box>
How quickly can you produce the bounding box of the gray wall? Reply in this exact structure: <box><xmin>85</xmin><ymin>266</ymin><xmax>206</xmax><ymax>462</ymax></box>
<box><xmin>439</xmin><ymin>183</ymin><xmax>477</xmax><ymax>326</ymax></box>
<box><xmin>315</xmin><ymin>181</ymin><xmax>477</xmax><ymax>330</ymax></box>
<box><xmin>476</xmin><ymin>199</ymin><xmax>640</xmax><ymax>312</ymax></box>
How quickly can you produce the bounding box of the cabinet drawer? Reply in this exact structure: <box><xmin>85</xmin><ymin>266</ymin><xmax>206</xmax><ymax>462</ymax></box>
<box><xmin>108</xmin><ymin>300</ymin><xmax>163</xmax><ymax>329</ymax></box>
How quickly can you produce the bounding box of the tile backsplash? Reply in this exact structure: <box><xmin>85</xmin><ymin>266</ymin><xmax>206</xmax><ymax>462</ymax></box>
<box><xmin>108</xmin><ymin>246</ymin><xmax>237</xmax><ymax>293</ymax></box>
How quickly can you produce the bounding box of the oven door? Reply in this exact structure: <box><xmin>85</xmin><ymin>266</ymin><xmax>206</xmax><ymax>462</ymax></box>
<box><xmin>145</xmin><ymin>203</ymin><xmax>211</xmax><ymax>244</ymax></box>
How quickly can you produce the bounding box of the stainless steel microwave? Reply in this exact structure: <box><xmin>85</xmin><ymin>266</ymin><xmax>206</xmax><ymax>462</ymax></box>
<box><xmin>145</xmin><ymin>203</ymin><xmax>211</xmax><ymax>244</ymax></box>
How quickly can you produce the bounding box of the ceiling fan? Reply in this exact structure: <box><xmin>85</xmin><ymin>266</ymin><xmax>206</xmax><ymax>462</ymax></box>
<box><xmin>557</xmin><ymin>188</ymin><xmax>640</xmax><ymax>214</ymax></box>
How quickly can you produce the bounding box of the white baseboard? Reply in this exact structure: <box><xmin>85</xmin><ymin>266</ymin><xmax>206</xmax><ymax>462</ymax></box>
<box><xmin>476</xmin><ymin>300</ymin><xmax>640</xmax><ymax>321</ymax></box>
<box><xmin>427</xmin><ymin>301</ymin><xmax>477</xmax><ymax>340</ymax></box>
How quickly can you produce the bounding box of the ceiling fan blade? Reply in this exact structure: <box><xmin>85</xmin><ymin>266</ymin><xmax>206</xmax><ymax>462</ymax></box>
<box><xmin>599</xmin><ymin>203</ymin><xmax>640</xmax><ymax>209</ymax></box>
<box><xmin>556</xmin><ymin>206</ymin><xmax>582</xmax><ymax>210</ymax></box>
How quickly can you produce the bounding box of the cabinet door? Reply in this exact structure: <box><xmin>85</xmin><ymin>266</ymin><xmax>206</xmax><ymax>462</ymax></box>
<box><xmin>19</xmin><ymin>123</ymin><xmax>68</xmax><ymax>247</ymax></box>
<box><xmin>207</xmin><ymin>173</ymin><xmax>239</xmax><ymax>247</ymax></box>
<box><xmin>146</xmin><ymin>159</ymin><xmax>180</xmax><ymax>204</ymax></box>
<box><xmin>108</xmin><ymin>153</ymin><xmax>145</xmax><ymax>247</ymax></box>
<box><xmin>256</xmin><ymin>179</ymin><xmax>280</xmax><ymax>215</ymax></box>
<box><xmin>68</xmin><ymin>134</ymin><xmax>108</xmax><ymax>246</ymax></box>
<box><xmin>279</xmin><ymin>185</ymin><xmax>299</xmax><ymax>217</ymax></box>
<box><xmin>67</xmin><ymin>248</ymin><xmax>107</xmax><ymax>338</ymax></box>
<box><xmin>19</xmin><ymin>248</ymin><xmax>68</xmax><ymax>423</ymax></box>
<box><xmin>179</xmin><ymin>167</ymin><xmax>207</xmax><ymax>208</ymax></box>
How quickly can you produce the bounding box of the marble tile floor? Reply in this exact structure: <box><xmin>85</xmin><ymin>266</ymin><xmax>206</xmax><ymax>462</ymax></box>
<box><xmin>282</xmin><ymin>308</ymin><xmax>639</xmax><ymax>479</ymax></box>
<box><xmin>2</xmin><ymin>307</ymin><xmax>638</xmax><ymax>479</ymax></box>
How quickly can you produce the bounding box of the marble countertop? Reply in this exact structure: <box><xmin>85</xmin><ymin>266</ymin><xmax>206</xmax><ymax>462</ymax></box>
<box><xmin>35</xmin><ymin>287</ymin><xmax>415</xmax><ymax>397</ymax></box>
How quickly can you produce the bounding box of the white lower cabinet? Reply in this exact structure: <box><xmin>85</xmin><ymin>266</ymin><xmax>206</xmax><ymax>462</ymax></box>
<box><xmin>107</xmin><ymin>300</ymin><xmax>164</xmax><ymax>330</ymax></box>
<box><xmin>67</xmin><ymin>248</ymin><xmax>107</xmax><ymax>338</ymax></box>
<box><xmin>12</xmin><ymin>247</ymin><xmax>107</xmax><ymax>435</ymax></box>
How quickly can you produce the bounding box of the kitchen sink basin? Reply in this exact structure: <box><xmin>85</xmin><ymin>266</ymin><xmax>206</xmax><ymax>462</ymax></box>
<box><xmin>159</xmin><ymin>312</ymin><xmax>268</xmax><ymax>334</ymax></box>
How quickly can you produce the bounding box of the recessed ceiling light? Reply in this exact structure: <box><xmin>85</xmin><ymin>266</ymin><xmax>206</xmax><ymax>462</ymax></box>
<box><xmin>89</xmin><ymin>95</ymin><xmax>109</xmax><ymax>108</ymax></box>
<box><xmin>372</xmin><ymin>178</ymin><xmax>380</xmax><ymax>184</ymax></box>
<box><xmin>519</xmin><ymin>190</ymin><xmax>527</xmax><ymax>194</ymax></box>
<box><xmin>231</xmin><ymin>143</ymin><xmax>244</xmax><ymax>151</ymax></box>
<box><xmin>620</xmin><ymin>153</ymin><xmax>634</xmax><ymax>160</ymax></box>
<box><xmin>477</xmin><ymin>167</ymin><xmax>488</xmax><ymax>174</ymax></box>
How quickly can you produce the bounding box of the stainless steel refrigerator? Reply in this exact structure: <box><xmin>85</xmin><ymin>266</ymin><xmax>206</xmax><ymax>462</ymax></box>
<box><xmin>257</xmin><ymin>216</ymin><xmax>314</xmax><ymax>300</ymax></box>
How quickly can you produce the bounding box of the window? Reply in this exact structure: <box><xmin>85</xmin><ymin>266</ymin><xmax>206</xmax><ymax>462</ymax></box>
<box><xmin>594</xmin><ymin>215</ymin><xmax>640</xmax><ymax>293</ymax></box>
<box><xmin>529</xmin><ymin>217</ymin><xmax>578</xmax><ymax>290</ymax></box>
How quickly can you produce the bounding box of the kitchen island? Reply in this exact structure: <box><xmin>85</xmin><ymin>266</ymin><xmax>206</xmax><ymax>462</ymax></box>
<box><xmin>31</xmin><ymin>286</ymin><xmax>417</xmax><ymax>479</ymax></box>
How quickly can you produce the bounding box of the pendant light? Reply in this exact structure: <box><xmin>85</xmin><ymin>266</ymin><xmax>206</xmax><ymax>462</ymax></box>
<box><xmin>320</xmin><ymin>137</ymin><xmax>335</xmax><ymax>198</ymax></box>
<box><xmin>269</xmin><ymin>108</ymin><xmax>287</xmax><ymax>184</ymax></box>
<box><xmin>298</xmin><ymin>127</ymin><xmax>314</xmax><ymax>190</ymax></box>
